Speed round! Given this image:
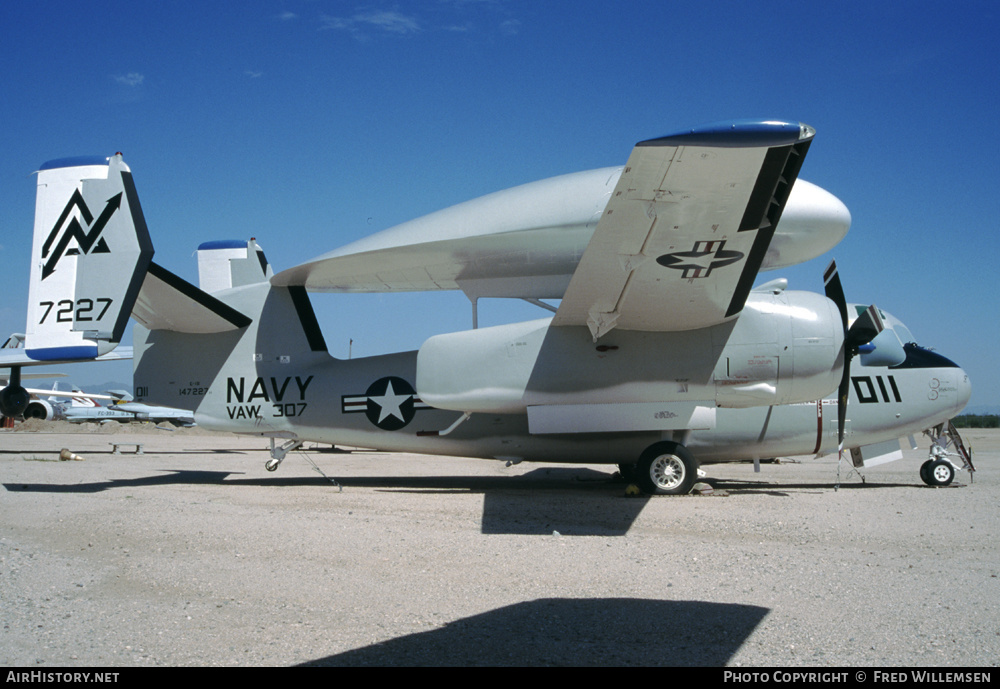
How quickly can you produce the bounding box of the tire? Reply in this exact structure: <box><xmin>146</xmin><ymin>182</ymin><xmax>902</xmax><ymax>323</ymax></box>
<box><xmin>919</xmin><ymin>460</ymin><xmax>934</xmax><ymax>485</ymax></box>
<box><xmin>925</xmin><ymin>460</ymin><xmax>955</xmax><ymax>487</ymax></box>
<box><xmin>636</xmin><ymin>441</ymin><xmax>698</xmax><ymax>495</ymax></box>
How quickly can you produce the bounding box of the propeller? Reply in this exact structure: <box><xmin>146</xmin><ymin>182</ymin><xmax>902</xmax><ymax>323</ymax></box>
<box><xmin>823</xmin><ymin>260</ymin><xmax>905</xmax><ymax>460</ymax></box>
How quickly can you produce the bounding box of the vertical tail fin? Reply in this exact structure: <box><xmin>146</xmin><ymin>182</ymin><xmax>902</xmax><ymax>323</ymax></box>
<box><xmin>196</xmin><ymin>238</ymin><xmax>273</xmax><ymax>293</ymax></box>
<box><xmin>26</xmin><ymin>154</ymin><xmax>153</xmax><ymax>361</ymax></box>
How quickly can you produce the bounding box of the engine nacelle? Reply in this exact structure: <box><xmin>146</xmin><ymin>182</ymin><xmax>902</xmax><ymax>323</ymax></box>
<box><xmin>24</xmin><ymin>399</ymin><xmax>54</xmax><ymax>421</ymax></box>
<box><xmin>417</xmin><ymin>290</ymin><xmax>843</xmax><ymax>432</ymax></box>
<box><xmin>713</xmin><ymin>290</ymin><xmax>843</xmax><ymax>408</ymax></box>
<box><xmin>0</xmin><ymin>385</ymin><xmax>31</xmax><ymax>419</ymax></box>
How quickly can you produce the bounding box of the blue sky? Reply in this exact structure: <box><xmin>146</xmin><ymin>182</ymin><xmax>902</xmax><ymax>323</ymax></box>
<box><xmin>1</xmin><ymin>1</ymin><xmax>997</xmax><ymax>409</ymax></box>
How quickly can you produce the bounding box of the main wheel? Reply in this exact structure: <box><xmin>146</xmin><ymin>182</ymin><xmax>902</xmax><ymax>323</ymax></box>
<box><xmin>924</xmin><ymin>459</ymin><xmax>955</xmax><ymax>486</ymax></box>
<box><xmin>636</xmin><ymin>441</ymin><xmax>698</xmax><ymax>495</ymax></box>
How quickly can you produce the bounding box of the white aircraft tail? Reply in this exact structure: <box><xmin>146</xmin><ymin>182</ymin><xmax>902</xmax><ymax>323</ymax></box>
<box><xmin>26</xmin><ymin>155</ymin><xmax>153</xmax><ymax>361</ymax></box>
<box><xmin>197</xmin><ymin>239</ymin><xmax>273</xmax><ymax>293</ymax></box>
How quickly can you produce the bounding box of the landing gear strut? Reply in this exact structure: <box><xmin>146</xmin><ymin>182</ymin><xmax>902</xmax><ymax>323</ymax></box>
<box><xmin>266</xmin><ymin>438</ymin><xmax>303</xmax><ymax>472</ymax></box>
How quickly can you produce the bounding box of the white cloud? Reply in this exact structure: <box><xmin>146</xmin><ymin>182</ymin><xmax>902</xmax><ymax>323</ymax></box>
<box><xmin>115</xmin><ymin>72</ymin><xmax>144</xmax><ymax>87</ymax></box>
<box><xmin>320</xmin><ymin>10</ymin><xmax>420</xmax><ymax>37</ymax></box>
<box><xmin>499</xmin><ymin>19</ymin><xmax>520</xmax><ymax>36</ymax></box>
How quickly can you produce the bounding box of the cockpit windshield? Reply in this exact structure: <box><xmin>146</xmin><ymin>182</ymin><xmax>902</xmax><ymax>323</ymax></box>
<box><xmin>890</xmin><ymin>342</ymin><xmax>960</xmax><ymax>369</ymax></box>
<box><xmin>850</xmin><ymin>305</ymin><xmax>955</xmax><ymax>369</ymax></box>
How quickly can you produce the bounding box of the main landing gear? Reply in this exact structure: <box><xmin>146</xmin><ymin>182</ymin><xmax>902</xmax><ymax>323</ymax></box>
<box><xmin>630</xmin><ymin>440</ymin><xmax>699</xmax><ymax>495</ymax></box>
<box><xmin>920</xmin><ymin>421</ymin><xmax>974</xmax><ymax>487</ymax></box>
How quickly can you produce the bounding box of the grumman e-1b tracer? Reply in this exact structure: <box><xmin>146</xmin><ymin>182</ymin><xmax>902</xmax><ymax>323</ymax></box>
<box><xmin>0</xmin><ymin>121</ymin><xmax>973</xmax><ymax>494</ymax></box>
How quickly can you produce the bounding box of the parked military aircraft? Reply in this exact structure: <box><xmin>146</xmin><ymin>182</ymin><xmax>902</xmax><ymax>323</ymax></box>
<box><xmin>1</xmin><ymin>335</ymin><xmax>115</xmax><ymax>420</ymax></box>
<box><xmin>61</xmin><ymin>390</ymin><xmax>195</xmax><ymax>427</ymax></box>
<box><xmin>0</xmin><ymin>121</ymin><xmax>972</xmax><ymax>493</ymax></box>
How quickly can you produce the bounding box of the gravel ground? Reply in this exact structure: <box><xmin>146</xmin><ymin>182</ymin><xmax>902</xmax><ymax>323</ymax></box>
<box><xmin>1</xmin><ymin>423</ymin><xmax>997</xmax><ymax>667</ymax></box>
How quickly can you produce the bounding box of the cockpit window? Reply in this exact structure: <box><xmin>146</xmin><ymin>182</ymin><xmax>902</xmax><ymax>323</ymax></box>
<box><xmin>892</xmin><ymin>323</ymin><xmax>915</xmax><ymax>346</ymax></box>
<box><xmin>889</xmin><ymin>342</ymin><xmax>959</xmax><ymax>369</ymax></box>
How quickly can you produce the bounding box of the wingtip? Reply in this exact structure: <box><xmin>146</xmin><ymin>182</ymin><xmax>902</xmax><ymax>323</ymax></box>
<box><xmin>639</xmin><ymin>120</ymin><xmax>815</xmax><ymax>148</ymax></box>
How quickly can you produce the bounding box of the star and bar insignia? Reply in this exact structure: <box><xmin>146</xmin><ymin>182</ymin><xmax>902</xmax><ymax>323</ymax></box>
<box><xmin>341</xmin><ymin>376</ymin><xmax>431</xmax><ymax>431</ymax></box>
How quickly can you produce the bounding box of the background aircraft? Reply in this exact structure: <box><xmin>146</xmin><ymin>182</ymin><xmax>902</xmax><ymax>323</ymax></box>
<box><xmin>1</xmin><ymin>333</ymin><xmax>124</xmax><ymax>422</ymax></box>
<box><xmin>1</xmin><ymin>121</ymin><xmax>972</xmax><ymax>492</ymax></box>
<box><xmin>59</xmin><ymin>390</ymin><xmax>195</xmax><ymax>427</ymax></box>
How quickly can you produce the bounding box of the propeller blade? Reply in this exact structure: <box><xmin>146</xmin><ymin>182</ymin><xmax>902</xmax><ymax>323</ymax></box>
<box><xmin>823</xmin><ymin>260</ymin><xmax>848</xmax><ymax>330</ymax></box>
<box><xmin>846</xmin><ymin>303</ymin><xmax>885</xmax><ymax>350</ymax></box>
<box><xmin>824</xmin><ymin>261</ymin><xmax>849</xmax><ymax>447</ymax></box>
<box><xmin>837</xmin><ymin>356</ymin><xmax>850</xmax><ymax>448</ymax></box>
<box><xmin>823</xmin><ymin>265</ymin><xmax>904</xmax><ymax>447</ymax></box>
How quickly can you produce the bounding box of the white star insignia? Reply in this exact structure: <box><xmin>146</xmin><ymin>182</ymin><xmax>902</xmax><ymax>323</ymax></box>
<box><xmin>369</xmin><ymin>380</ymin><xmax>410</xmax><ymax>423</ymax></box>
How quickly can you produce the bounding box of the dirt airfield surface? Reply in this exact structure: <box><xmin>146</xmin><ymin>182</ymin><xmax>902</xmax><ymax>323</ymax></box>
<box><xmin>1</xmin><ymin>422</ymin><xmax>997</xmax><ymax>667</ymax></box>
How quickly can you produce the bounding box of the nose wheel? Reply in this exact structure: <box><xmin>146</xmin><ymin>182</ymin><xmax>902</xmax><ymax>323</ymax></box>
<box><xmin>920</xmin><ymin>459</ymin><xmax>956</xmax><ymax>486</ymax></box>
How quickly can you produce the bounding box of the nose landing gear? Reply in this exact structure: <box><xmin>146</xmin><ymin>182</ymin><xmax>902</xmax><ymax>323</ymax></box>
<box><xmin>920</xmin><ymin>421</ymin><xmax>974</xmax><ymax>486</ymax></box>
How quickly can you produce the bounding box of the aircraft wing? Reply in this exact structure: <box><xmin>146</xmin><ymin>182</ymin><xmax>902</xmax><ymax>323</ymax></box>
<box><xmin>24</xmin><ymin>387</ymin><xmax>114</xmax><ymax>401</ymax></box>
<box><xmin>551</xmin><ymin>120</ymin><xmax>814</xmax><ymax>340</ymax></box>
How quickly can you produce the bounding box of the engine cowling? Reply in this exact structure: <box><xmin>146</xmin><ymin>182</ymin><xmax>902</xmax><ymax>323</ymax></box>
<box><xmin>24</xmin><ymin>399</ymin><xmax>54</xmax><ymax>421</ymax></box>
<box><xmin>0</xmin><ymin>385</ymin><xmax>31</xmax><ymax>419</ymax></box>
<box><xmin>417</xmin><ymin>290</ymin><xmax>844</xmax><ymax>422</ymax></box>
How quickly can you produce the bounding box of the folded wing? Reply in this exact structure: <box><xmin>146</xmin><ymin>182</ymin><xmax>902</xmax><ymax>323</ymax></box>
<box><xmin>551</xmin><ymin>120</ymin><xmax>815</xmax><ymax>340</ymax></box>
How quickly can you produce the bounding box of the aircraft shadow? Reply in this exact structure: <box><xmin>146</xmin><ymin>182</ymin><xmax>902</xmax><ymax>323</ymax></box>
<box><xmin>3</xmin><ymin>470</ymin><xmax>246</xmax><ymax>494</ymax></box>
<box><xmin>3</xmin><ymin>467</ymin><xmax>648</xmax><ymax>536</ymax></box>
<box><xmin>4</xmin><ymin>466</ymin><xmax>942</xmax><ymax>536</ymax></box>
<box><xmin>299</xmin><ymin>597</ymin><xmax>769</xmax><ymax>666</ymax></box>
<box><xmin>706</xmin><ymin>478</ymin><xmax>936</xmax><ymax>495</ymax></box>
<box><xmin>0</xmin><ymin>448</ymin><xmax>247</xmax><ymax>455</ymax></box>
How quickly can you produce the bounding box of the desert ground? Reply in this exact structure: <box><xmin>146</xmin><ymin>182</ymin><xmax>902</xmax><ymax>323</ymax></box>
<box><xmin>1</xmin><ymin>421</ymin><xmax>997</xmax><ymax>666</ymax></box>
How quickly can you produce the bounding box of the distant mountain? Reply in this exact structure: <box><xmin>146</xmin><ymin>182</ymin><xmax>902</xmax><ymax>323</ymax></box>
<box><xmin>49</xmin><ymin>380</ymin><xmax>132</xmax><ymax>396</ymax></box>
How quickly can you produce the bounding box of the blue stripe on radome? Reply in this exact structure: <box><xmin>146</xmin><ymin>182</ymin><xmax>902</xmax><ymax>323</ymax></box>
<box><xmin>39</xmin><ymin>156</ymin><xmax>109</xmax><ymax>171</ymax></box>
<box><xmin>198</xmin><ymin>240</ymin><xmax>247</xmax><ymax>250</ymax></box>
<box><xmin>639</xmin><ymin>120</ymin><xmax>813</xmax><ymax>148</ymax></box>
<box><xmin>26</xmin><ymin>346</ymin><xmax>100</xmax><ymax>361</ymax></box>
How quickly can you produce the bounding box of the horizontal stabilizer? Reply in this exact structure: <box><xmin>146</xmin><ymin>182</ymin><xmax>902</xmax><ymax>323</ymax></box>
<box><xmin>0</xmin><ymin>346</ymin><xmax>132</xmax><ymax>370</ymax></box>
<box><xmin>132</xmin><ymin>263</ymin><xmax>252</xmax><ymax>333</ymax></box>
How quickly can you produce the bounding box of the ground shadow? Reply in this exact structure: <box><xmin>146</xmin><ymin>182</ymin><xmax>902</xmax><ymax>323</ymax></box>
<box><xmin>299</xmin><ymin>597</ymin><xmax>770</xmax><ymax>666</ymax></box>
